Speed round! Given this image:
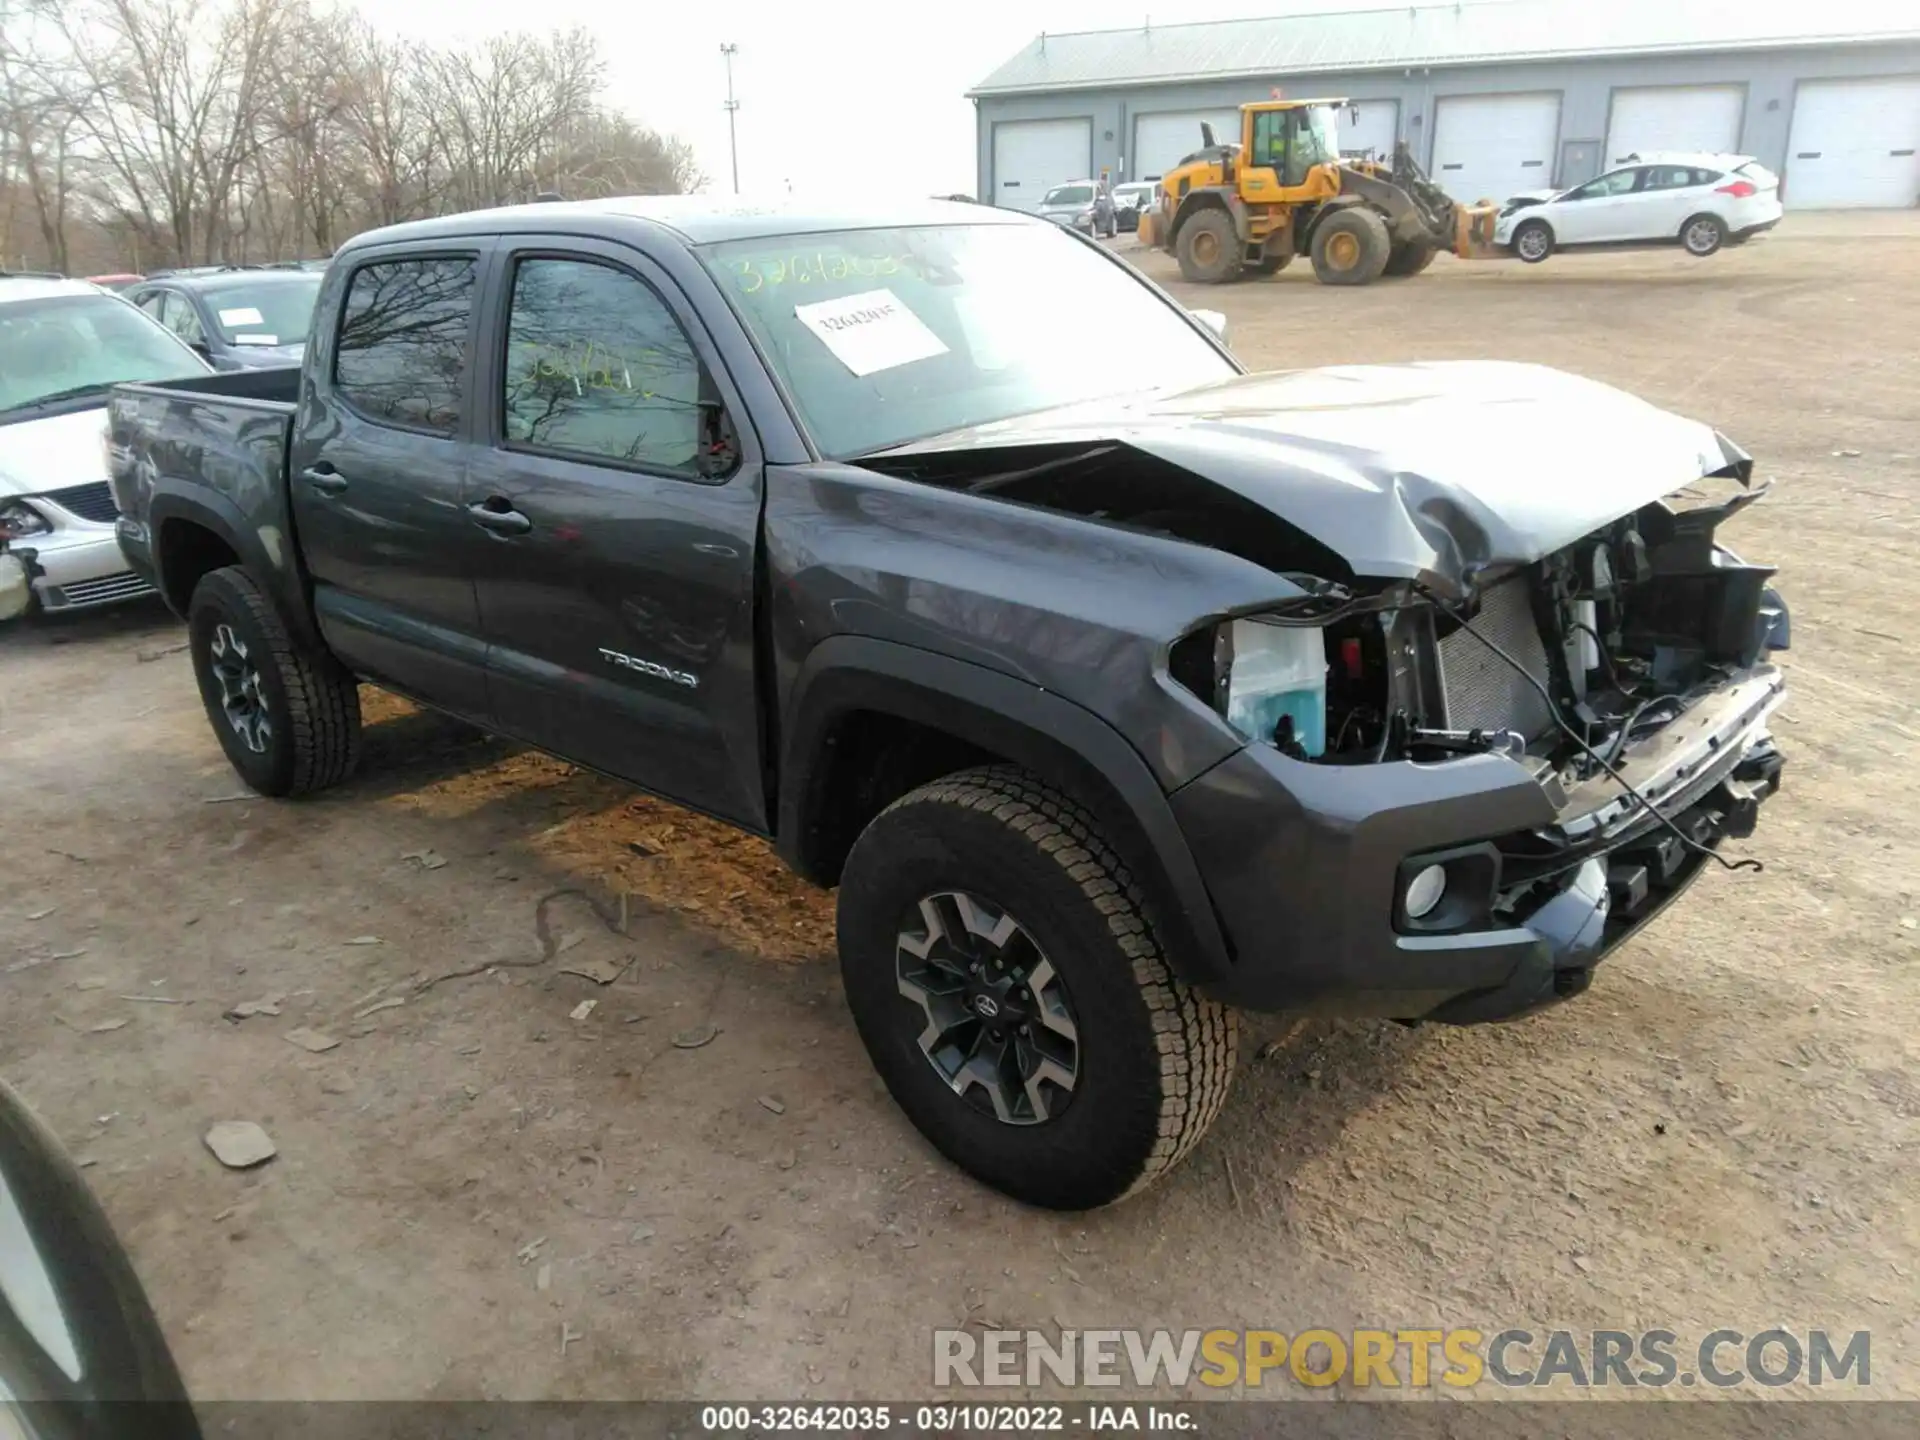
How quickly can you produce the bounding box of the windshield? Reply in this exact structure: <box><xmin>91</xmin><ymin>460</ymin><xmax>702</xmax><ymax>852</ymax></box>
<box><xmin>1041</xmin><ymin>185</ymin><xmax>1094</xmax><ymax>206</ymax></box>
<box><xmin>701</xmin><ymin>223</ymin><xmax>1235</xmax><ymax>458</ymax></box>
<box><xmin>0</xmin><ymin>294</ymin><xmax>206</xmax><ymax>419</ymax></box>
<box><xmin>200</xmin><ymin>277</ymin><xmax>322</xmax><ymax>346</ymax></box>
<box><xmin>1297</xmin><ymin>107</ymin><xmax>1340</xmax><ymax>169</ymax></box>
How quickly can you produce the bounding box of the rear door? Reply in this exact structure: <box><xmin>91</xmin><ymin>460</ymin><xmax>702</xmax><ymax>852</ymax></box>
<box><xmin>1635</xmin><ymin>164</ymin><xmax>1710</xmax><ymax>238</ymax></box>
<box><xmin>289</xmin><ymin>244</ymin><xmax>494</xmax><ymax>719</ymax></box>
<box><xmin>464</xmin><ymin>237</ymin><xmax>768</xmax><ymax>829</ymax></box>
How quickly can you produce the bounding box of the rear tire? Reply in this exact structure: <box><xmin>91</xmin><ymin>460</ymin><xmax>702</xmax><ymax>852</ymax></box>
<box><xmin>1512</xmin><ymin>218</ymin><xmax>1554</xmax><ymax>264</ymax></box>
<box><xmin>1383</xmin><ymin>239</ymin><xmax>1437</xmax><ymax>276</ymax></box>
<box><xmin>1681</xmin><ymin>213</ymin><xmax>1726</xmax><ymax>257</ymax></box>
<box><xmin>1310</xmin><ymin>207</ymin><xmax>1391</xmax><ymax>285</ymax></box>
<box><xmin>837</xmin><ymin>766</ymin><xmax>1238</xmax><ymax>1210</ymax></box>
<box><xmin>188</xmin><ymin>566</ymin><xmax>361</xmax><ymax>797</ymax></box>
<box><xmin>1175</xmin><ymin>209</ymin><xmax>1242</xmax><ymax>284</ymax></box>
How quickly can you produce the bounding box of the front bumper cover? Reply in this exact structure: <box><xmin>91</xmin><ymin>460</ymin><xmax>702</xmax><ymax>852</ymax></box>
<box><xmin>1168</xmin><ymin>672</ymin><xmax>1785</xmax><ymax>1023</ymax></box>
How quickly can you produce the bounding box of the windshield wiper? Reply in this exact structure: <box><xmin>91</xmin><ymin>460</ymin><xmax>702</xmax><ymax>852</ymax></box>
<box><xmin>2</xmin><ymin>382</ymin><xmax>113</xmax><ymax>415</ymax></box>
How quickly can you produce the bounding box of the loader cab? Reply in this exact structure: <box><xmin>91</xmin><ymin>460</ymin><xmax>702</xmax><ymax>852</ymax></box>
<box><xmin>1242</xmin><ymin>100</ymin><xmax>1347</xmax><ymax>196</ymax></box>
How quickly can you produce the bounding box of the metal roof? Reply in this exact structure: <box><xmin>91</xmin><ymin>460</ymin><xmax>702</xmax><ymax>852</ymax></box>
<box><xmin>970</xmin><ymin>0</ymin><xmax>1920</xmax><ymax>96</ymax></box>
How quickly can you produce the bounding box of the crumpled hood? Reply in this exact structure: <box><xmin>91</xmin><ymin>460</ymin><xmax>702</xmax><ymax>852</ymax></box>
<box><xmin>0</xmin><ymin>405</ymin><xmax>110</xmax><ymax>499</ymax></box>
<box><xmin>886</xmin><ymin>361</ymin><xmax>1750</xmax><ymax>595</ymax></box>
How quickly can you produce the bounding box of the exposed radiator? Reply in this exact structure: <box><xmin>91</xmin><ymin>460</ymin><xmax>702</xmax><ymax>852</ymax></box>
<box><xmin>1437</xmin><ymin>577</ymin><xmax>1556</xmax><ymax>740</ymax></box>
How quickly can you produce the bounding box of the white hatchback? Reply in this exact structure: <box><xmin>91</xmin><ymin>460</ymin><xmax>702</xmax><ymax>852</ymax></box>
<box><xmin>1493</xmin><ymin>153</ymin><xmax>1783</xmax><ymax>264</ymax></box>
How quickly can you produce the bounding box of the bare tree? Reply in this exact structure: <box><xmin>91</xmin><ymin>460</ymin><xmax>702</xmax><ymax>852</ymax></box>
<box><xmin>4</xmin><ymin>0</ymin><xmax>703</xmax><ymax>272</ymax></box>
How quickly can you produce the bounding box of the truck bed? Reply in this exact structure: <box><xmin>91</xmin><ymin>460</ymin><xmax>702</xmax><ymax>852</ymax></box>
<box><xmin>108</xmin><ymin>366</ymin><xmax>305</xmax><ymax>620</ymax></box>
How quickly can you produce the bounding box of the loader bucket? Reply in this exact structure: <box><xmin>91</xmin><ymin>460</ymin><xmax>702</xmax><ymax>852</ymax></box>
<box><xmin>1452</xmin><ymin>202</ymin><xmax>1504</xmax><ymax>260</ymax></box>
<box><xmin>1137</xmin><ymin>209</ymin><xmax>1162</xmax><ymax>249</ymax></box>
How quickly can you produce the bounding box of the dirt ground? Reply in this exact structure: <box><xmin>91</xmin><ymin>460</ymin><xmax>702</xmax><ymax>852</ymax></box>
<box><xmin>4</xmin><ymin>212</ymin><xmax>1918</xmax><ymax>1403</ymax></box>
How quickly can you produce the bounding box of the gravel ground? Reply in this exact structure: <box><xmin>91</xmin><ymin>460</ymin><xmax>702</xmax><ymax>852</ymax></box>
<box><xmin>2</xmin><ymin>211</ymin><xmax>1916</xmax><ymax>1403</ymax></box>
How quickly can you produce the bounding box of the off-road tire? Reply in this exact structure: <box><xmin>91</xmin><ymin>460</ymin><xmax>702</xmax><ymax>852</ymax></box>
<box><xmin>1383</xmin><ymin>239</ymin><xmax>1437</xmax><ymax>277</ymax></box>
<box><xmin>1681</xmin><ymin>213</ymin><xmax>1726</xmax><ymax>257</ymax></box>
<box><xmin>1175</xmin><ymin>209</ymin><xmax>1242</xmax><ymax>284</ymax></box>
<box><xmin>1310</xmin><ymin>207</ymin><xmax>1392</xmax><ymax>285</ymax></box>
<box><xmin>837</xmin><ymin>766</ymin><xmax>1238</xmax><ymax>1210</ymax></box>
<box><xmin>1512</xmin><ymin>218</ymin><xmax>1554</xmax><ymax>264</ymax></box>
<box><xmin>188</xmin><ymin>565</ymin><xmax>361</xmax><ymax>797</ymax></box>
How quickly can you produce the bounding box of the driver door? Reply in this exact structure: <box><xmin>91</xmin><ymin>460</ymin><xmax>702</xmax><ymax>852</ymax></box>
<box><xmin>1554</xmin><ymin>167</ymin><xmax>1645</xmax><ymax>243</ymax></box>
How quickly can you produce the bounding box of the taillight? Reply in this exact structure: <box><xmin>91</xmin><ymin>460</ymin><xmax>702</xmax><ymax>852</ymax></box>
<box><xmin>1716</xmin><ymin>180</ymin><xmax>1758</xmax><ymax>198</ymax></box>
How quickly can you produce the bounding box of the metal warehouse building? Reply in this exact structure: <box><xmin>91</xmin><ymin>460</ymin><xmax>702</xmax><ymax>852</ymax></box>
<box><xmin>969</xmin><ymin>0</ymin><xmax>1920</xmax><ymax>211</ymax></box>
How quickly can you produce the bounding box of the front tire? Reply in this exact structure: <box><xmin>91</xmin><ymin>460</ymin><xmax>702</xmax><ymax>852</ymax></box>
<box><xmin>1512</xmin><ymin>218</ymin><xmax>1554</xmax><ymax>264</ymax></box>
<box><xmin>188</xmin><ymin>566</ymin><xmax>361</xmax><ymax>796</ymax></box>
<box><xmin>1310</xmin><ymin>207</ymin><xmax>1391</xmax><ymax>285</ymax></box>
<box><xmin>1175</xmin><ymin>209</ymin><xmax>1242</xmax><ymax>284</ymax></box>
<box><xmin>1681</xmin><ymin>213</ymin><xmax>1726</xmax><ymax>257</ymax></box>
<box><xmin>837</xmin><ymin>767</ymin><xmax>1238</xmax><ymax>1210</ymax></box>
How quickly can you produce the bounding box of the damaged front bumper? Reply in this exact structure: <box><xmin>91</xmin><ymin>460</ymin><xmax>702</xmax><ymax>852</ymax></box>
<box><xmin>1168</xmin><ymin>666</ymin><xmax>1786</xmax><ymax>1023</ymax></box>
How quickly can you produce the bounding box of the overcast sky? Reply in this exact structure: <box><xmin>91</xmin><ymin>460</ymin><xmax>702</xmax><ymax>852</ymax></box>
<box><xmin>353</xmin><ymin>0</ymin><xmax>1354</xmax><ymax>198</ymax></box>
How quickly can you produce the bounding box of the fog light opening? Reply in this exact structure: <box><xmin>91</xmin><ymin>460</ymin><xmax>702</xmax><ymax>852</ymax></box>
<box><xmin>1404</xmin><ymin>864</ymin><xmax>1448</xmax><ymax>920</ymax></box>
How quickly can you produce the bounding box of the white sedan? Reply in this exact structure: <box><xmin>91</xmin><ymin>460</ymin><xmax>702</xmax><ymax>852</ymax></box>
<box><xmin>1494</xmin><ymin>153</ymin><xmax>1783</xmax><ymax>263</ymax></box>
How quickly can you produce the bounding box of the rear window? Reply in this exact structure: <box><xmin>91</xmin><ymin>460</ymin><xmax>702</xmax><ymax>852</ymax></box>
<box><xmin>335</xmin><ymin>257</ymin><xmax>476</xmax><ymax>434</ymax></box>
<box><xmin>201</xmin><ymin>276</ymin><xmax>323</xmax><ymax>346</ymax></box>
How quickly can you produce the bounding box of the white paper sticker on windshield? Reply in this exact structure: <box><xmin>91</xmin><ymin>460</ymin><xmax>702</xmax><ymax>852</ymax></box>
<box><xmin>232</xmin><ymin>334</ymin><xmax>280</xmax><ymax>346</ymax></box>
<box><xmin>793</xmin><ymin>288</ymin><xmax>946</xmax><ymax>377</ymax></box>
<box><xmin>218</xmin><ymin>306</ymin><xmax>265</xmax><ymax>327</ymax></box>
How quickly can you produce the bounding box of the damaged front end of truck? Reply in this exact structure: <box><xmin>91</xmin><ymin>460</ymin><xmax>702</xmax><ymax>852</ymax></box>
<box><xmin>840</xmin><ymin>361</ymin><xmax>1789</xmax><ymax>1021</ymax></box>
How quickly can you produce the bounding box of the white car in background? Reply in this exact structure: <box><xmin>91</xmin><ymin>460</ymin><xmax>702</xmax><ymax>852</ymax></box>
<box><xmin>1495</xmin><ymin>153</ymin><xmax>1783</xmax><ymax>263</ymax></box>
<box><xmin>0</xmin><ymin>276</ymin><xmax>212</xmax><ymax>618</ymax></box>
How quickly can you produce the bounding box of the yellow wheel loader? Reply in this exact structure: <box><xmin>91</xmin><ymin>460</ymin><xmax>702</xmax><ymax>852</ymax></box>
<box><xmin>1135</xmin><ymin>99</ymin><xmax>1502</xmax><ymax>285</ymax></box>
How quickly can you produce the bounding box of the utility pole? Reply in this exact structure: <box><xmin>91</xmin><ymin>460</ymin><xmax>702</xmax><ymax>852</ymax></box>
<box><xmin>719</xmin><ymin>43</ymin><xmax>741</xmax><ymax>194</ymax></box>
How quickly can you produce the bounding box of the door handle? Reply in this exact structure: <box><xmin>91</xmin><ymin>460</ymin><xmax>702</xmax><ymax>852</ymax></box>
<box><xmin>467</xmin><ymin>499</ymin><xmax>532</xmax><ymax>536</ymax></box>
<box><xmin>300</xmin><ymin>466</ymin><xmax>348</xmax><ymax>495</ymax></box>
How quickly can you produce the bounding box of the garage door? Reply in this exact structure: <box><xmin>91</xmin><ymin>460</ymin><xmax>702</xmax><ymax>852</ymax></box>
<box><xmin>1132</xmin><ymin>110</ymin><xmax>1242</xmax><ymax>181</ymax></box>
<box><xmin>1785</xmin><ymin>78</ymin><xmax>1920</xmax><ymax>209</ymax></box>
<box><xmin>993</xmin><ymin>118</ymin><xmax>1093</xmax><ymax>212</ymax></box>
<box><xmin>1338</xmin><ymin>100</ymin><xmax>1400</xmax><ymax>162</ymax></box>
<box><xmin>1605</xmin><ymin>86</ymin><xmax>1744</xmax><ymax>168</ymax></box>
<box><xmin>1431</xmin><ymin>93</ymin><xmax>1560</xmax><ymax>205</ymax></box>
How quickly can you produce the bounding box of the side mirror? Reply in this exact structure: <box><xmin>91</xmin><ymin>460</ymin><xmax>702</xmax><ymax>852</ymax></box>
<box><xmin>1190</xmin><ymin>308</ymin><xmax>1230</xmax><ymax>347</ymax></box>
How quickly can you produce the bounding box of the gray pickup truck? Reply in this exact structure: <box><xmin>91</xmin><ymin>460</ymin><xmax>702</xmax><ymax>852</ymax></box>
<box><xmin>108</xmin><ymin>196</ymin><xmax>1788</xmax><ymax>1209</ymax></box>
